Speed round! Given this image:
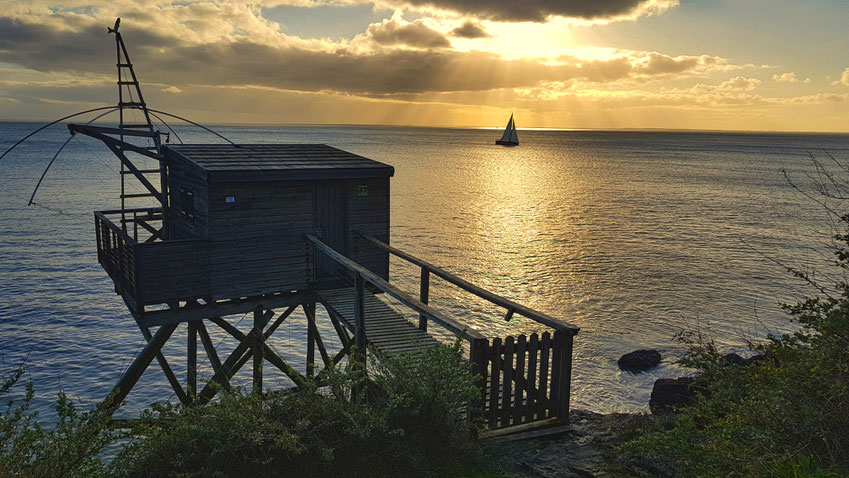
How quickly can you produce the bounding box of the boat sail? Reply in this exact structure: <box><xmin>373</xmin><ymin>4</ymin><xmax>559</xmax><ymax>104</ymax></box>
<box><xmin>496</xmin><ymin>114</ymin><xmax>519</xmax><ymax>146</ymax></box>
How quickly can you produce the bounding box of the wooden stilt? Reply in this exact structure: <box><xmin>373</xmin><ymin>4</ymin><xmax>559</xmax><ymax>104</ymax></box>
<box><xmin>138</xmin><ymin>325</ymin><xmax>190</xmax><ymax>405</ymax></box>
<box><xmin>104</xmin><ymin>323</ymin><xmax>177</xmax><ymax>413</ymax></box>
<box><xmin>196</xmin><ymin>337</ymin><xmax>252</xmax><ymax>405</ymax></box>
<box><xmin>187</xmin><ymin>320</ymin><xmax>198</xmax><ymax>397</ymax></box>
<box><xmin>304</xmin><ymin>303</ymin><xmax>332</xmax><ymax>370</ymax></box>
<box><xmin>252</xmin><ymin>307</ymin><xmax>264</xmax><ymax>394</ymax></box>
<box><xmin>197</xmin><ymin>321</ymin><xmax>225</xmax><ymax>383</ymax></box>
<box><xmin>305</xmin><ymin>303</ymin><xmax>315</xmax><ymax>377</ymax></box>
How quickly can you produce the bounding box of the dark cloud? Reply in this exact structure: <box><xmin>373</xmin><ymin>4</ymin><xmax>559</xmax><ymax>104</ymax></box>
<box><xmin>451</xmin><ymin>21</ymin><xmax>490</xmax><ymax>39</ymax></box>
<box><xmin>364</xmin><ymin>19</ymin><xmax>450</xmax><ymax>48</ymax></box>
<box><xmin>0</xmin><ymin>16</ymin><xmax>714</xmax><ymax>97</ymax></box>
<box><xmin>398</xmin><ymin>0</ymin><xmax>667</xmax><ymax>22</ymax></box>
<box><xmin>0</xmin><ymin>17</ymin><xmax>176</xmax><ymax>75</ymax></box>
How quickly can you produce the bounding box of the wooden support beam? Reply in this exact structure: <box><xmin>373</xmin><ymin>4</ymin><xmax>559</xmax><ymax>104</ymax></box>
<box><xmin>187</xmin><ymin>321</ymin><xmax>198</xmax><ymax>397</ymax></box>
<box><xmin>103</xmin><ymin>141</ymin><xmax>162</xmax><ymax>202</ymax></box>
<box><xmin>304</xmin><ymin>303</ymin><xmax>332</xmax><ymax>369</ymax></box>
<box><xmin>327</xmin><ymin>308</ymin><xmax>352</xmax><ymax>348</ymax></box>
<box><xmin>139</xmin><ymin>292</ymin><xmax>310</xmax><ymax>328</ymax></box>
<box><xmin>209</xmin><ymin>316</ymin><xmax>306</xmax><ymax>389</ymax></box>
<box><xmin>264</xmin><ymin>305</ymin><xmax>297</xmax><ymax>340</ymax></box>
<box><xmin>305</xmin><ymin>304</ymin><xmax>315</xmax><ymax>377</ymax></box>
<box><xmin>139</xmin><ymin>325</ymin><xmax>190</xmax><ymax>406</ymax></box>
<box><xmin>195</xmin><ymin>338</ymin><xmax>252</xmax><ymax>405</ymax></box>
<box><xmin>196</xmin><ymin>321</ymin><xmax>228</xmax><ymax>392</ymax></box>
<box><xmin>253</xmin><ymin>308</ymin><xmax>264</xmax><ymax>394</ymax></box>
<box><xmin>104</xmin><ymin>323</ymin><xmax>177</xmax><ymax>413</ymax></box>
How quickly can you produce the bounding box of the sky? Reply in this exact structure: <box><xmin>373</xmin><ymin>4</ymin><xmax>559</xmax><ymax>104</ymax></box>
<box><xmin>0</xmin><ymin>0</ymin><xmax>848</xmax><ymax>131</ymax></box>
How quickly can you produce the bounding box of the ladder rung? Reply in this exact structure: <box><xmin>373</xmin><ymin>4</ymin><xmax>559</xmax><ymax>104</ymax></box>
<box><xmin>117</xmin><ymin>63</ymin><xmax>132</xmax><ymax>67</ymax></box>
<box><xmin>118</xmin><ymin>81</ymin><xmax>138</xmax><ymax>85</ymax></box>
<box><xmin>121</xmin><ymin>193</ymin><xmax>158</xmax><ymax>199</ymax></box>
<box><xmin>120</xmin><ymin>102</ymin><xmax>145</xmax><ymax>107</ymax></box>
<box><xmin>121</xmin><ymin>169</ymin><xmax>160</xmax><ymax>175</ymax></box>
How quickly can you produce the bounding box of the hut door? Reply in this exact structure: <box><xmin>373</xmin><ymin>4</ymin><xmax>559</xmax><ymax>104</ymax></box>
<box><xmin>314</xmin><ymin>181</ymin><xmax>348</xmax><ymax>280</ymax></box>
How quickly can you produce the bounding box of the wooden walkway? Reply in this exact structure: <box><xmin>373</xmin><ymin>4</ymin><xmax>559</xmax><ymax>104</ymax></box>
<box><xmin>316</xmin><ymin>288</ymin><xmax>439</xmax><ymax>356</ymax></box>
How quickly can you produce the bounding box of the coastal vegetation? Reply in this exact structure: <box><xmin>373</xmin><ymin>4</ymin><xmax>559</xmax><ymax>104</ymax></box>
<box><xmin>0</xmin><ymin>342</ymin><xmax>489</xmax><ymax>477</ymax></box>
<box><xmin>620</xmin><ymin>156</ymin><xmax>849</xmax><ymax>477</ymax></box>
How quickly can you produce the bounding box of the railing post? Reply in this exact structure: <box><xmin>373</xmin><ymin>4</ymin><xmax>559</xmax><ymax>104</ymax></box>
<box><xmin>353</xmin><ymin>272</ymin><xmax>367</xmax><ymax>401</ymax></box>
<box><xmin>552</xmin><ymin>330</ymin><xmax>572</xmax><ymax>423</ymax></box>
<box><xmin>419</xmin><ymin>266</ymin><xmax>429</xmax><ymax>331</ymax></box>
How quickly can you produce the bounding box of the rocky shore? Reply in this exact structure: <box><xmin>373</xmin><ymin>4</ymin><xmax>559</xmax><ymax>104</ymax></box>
<box><xmin>486</xmin><ymin>410</ymin><xmax>651</xmax><ymax>477</ymax></box>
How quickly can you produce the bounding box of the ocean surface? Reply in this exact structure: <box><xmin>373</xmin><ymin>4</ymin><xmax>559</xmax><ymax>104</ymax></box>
<box><xmin>1</xmin><ymin>122</ymin><xmax>848</xmax><ymax>418</ymax></box>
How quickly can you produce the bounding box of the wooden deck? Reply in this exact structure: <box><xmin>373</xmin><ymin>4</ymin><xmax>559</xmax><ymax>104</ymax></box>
<box><xmin>316</xmin><ymin>288</ymin><xmax>439</xmax><ymax>356</ymax></box>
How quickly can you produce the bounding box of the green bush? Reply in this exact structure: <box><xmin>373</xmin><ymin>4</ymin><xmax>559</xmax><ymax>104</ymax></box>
<box><xmin>0</xmin><ymin>364</ymin><xmax>114</xmax><ymax>477</ymax></box>
<box><xmin>110</xmin><ymin>341</ymin><xmax>483</xmax><ymax>477</ymax></box>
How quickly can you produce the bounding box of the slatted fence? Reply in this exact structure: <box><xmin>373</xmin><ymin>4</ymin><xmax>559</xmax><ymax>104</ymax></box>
<box><xmin>471</xmin><ymin>330</ymin><xmax>574</xmax><ymax>429</ymax></box>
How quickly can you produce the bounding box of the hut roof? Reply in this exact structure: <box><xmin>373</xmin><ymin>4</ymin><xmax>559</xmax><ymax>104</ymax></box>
<box><xmin>163</xmin><ymin>144</ymin><xmax>394</xmax><ymax>182</ymax></box>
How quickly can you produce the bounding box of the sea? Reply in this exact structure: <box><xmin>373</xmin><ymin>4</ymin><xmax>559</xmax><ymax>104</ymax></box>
<box><xmin>1</xmin><ymin>122</ymin><xmax>848</xmax><ymax>419</ymax></box>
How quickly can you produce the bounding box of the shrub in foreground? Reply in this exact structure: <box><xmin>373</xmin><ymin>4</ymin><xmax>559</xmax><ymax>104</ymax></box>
<box><xmin>111</xmin><ymin>341</ymin><xmax>482</xmax><ymax>477</ymax></box>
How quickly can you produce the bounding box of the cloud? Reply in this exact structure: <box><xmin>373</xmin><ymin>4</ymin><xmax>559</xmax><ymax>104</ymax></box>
<box><xmin>772</xmin><ymin>72</ymin><xmax>810</xmax><ymax>84</ymax></box>
<box><xmin>0</xmin><ymin>14</ymin><xmax>733</xmax><ymax>97</ymax></box>
<box><xmin>362</xmin><ymin>18</ymin><xmax>450</xmax><ymax>48</ymax></box>
<box><xmin>832</xmin><ymin>67</ymin><xmax>849</xmax><ymax>86</ymax></box>
<box><xmin>720</xmin><ymin>76</ymin><xmax>761</xmax><ymax>91</ymax></box>
<box><xmin>630</xmin><ymin>52</ymin><xmax>733</xmax><ymax>78</ymax></box>
<box><xmin>391</xmin><ymin>0</ymin><xmax>678</xmax><ymax>22</ymax></box>
<box><xmin>451</xmin><ymin>20</ymin><xmax>490</xmax><ymax>39</ymax></box>
<box><xmin>161</xmin><ymin>86</ymin><xmax>183</xmax><ymax>93</ymax></box>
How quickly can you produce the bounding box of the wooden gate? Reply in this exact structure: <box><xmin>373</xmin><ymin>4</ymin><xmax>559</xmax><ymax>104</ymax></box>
<box><xmin>471</xmin><ymin>330</ymin><xmax>574</xmax><ymax>430</ymax></box>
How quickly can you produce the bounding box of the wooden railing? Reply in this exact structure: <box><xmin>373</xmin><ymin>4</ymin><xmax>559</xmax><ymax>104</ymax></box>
<box><xmin>94</xmin><ymin>208</ymin><xmax>164</xmax><ymax>309</ymax></box>
<box><xmin>307</xmin><ymin>234</ymin><xmax>486</xmax><ymax>343</ymax></box>
<box><xmin>353</xmin><ymin>231</ymin><xmax>580</xmax><ymax>335</ymax></box>
<box><xmin>314</xmin><ymin>232</ymin><xmax>580</xmax><ymax>428</ymax></box>
<box><xmin>95</xmin><ymin>210</ymin><xmax>140</xmax><ymax>307</ymax></box>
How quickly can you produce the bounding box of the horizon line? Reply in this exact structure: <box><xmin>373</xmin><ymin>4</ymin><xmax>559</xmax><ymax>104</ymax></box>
<box><xmin>1</xmin><ymin>119</ymin><xmax>848</xmax><ymax>136</ymax></box>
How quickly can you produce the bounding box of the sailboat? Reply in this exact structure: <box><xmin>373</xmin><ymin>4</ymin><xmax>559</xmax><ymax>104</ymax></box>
<box><xmin>495</xmin><ymin>114</ymin><xmax>519</xmax><ymax>146</ymax></box>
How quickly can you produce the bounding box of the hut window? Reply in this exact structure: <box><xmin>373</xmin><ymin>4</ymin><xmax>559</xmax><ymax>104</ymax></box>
<box><xmin>179</xmin><ymin>187</ymin><xmax>195</xmax><ymax>218</ymax></box>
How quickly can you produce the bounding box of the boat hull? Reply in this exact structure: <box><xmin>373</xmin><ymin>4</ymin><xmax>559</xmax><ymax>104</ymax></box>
<box><xmin>495</xmin><ymin>140</ymin><xmax>519</xmax><ymax>146</ymax></box>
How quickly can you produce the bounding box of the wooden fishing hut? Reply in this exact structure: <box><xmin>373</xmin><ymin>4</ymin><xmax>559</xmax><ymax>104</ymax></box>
<box><xmin>71</xmin><ymin>18</ymin><xmax>580</xmax><ymax>437</ymax></box>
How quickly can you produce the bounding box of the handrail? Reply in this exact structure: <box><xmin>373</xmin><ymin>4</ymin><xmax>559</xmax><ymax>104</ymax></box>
<box><xmin>97</xmin><ymin>206</ymin><xmax>162</xmax><ymax>215</ymax></box>
<box><xmin>95</xmin><ymin>210</ymin><xmax>138</xmax><ymax>245</ymax></box>
<box><xmin>306</xmin><ymin>234</ymin><xmax>486</xmax><ymax>341</ymax></box>
<box><xmin>354</xmin><ymin>231</ymin><xmax>580</xmax><ymax>335</ymax></box>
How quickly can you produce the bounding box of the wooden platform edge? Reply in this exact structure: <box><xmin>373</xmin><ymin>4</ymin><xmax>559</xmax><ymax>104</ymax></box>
<box><xmin>478</xmin><ymin>417</ymin><xmax>569</xmax><ymax>444</ymax></box>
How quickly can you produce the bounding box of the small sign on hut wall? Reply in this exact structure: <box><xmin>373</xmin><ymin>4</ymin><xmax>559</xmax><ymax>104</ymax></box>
<box><xmin>226</xmin><ymin>196</ymin><xmax>235</xmax><ymax>203</ymax></box>
<box><xmin>358</xmin><ymin>185</ymin><xmax>368</xmax><ymax>197</ymax></box>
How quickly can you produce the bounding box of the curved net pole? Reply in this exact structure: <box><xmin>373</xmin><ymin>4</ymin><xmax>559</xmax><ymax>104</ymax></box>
<box><xmin>145</xmin><ymin>108</ymin><xmax>235</xmax><ymax>145</ymax></box>
<box><xmin>28</xmin><ymin>108</ymin><xmax>119</xmax><ymax>205</ymax></box>
<box><xmin>0</xmin><ymin>106</ymin><xmax>118</xmax><ymax>161</ymax></box>
<box><xmin>148</xmin><ymin>111</ymin><xmax>183</xmax><ymax>145</ymax></box>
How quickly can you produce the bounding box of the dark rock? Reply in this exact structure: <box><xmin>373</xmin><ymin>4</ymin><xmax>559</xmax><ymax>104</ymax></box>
<box><xmin>747</xmin><ymin>354</ymin><xmax>767</xmax><ymax>366</ymax></box>
<box><xmin>618</xmin><ymin>349</ymin><xmax>661</xmax><ymax>372</ymax></box>
<box><xmin>720</xmin><ymin>353</ymin><xmax>749</xmax><ymax>366</ymax></box>
<box><xmin>721</xmin><ymin>352</ymin><xmax>767</xmax><ymax>367</ymax></box>
<box><xmin>650</xmin><ymin>377</ymin><xmax>695</xmax><ymax>415</ymax></box>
